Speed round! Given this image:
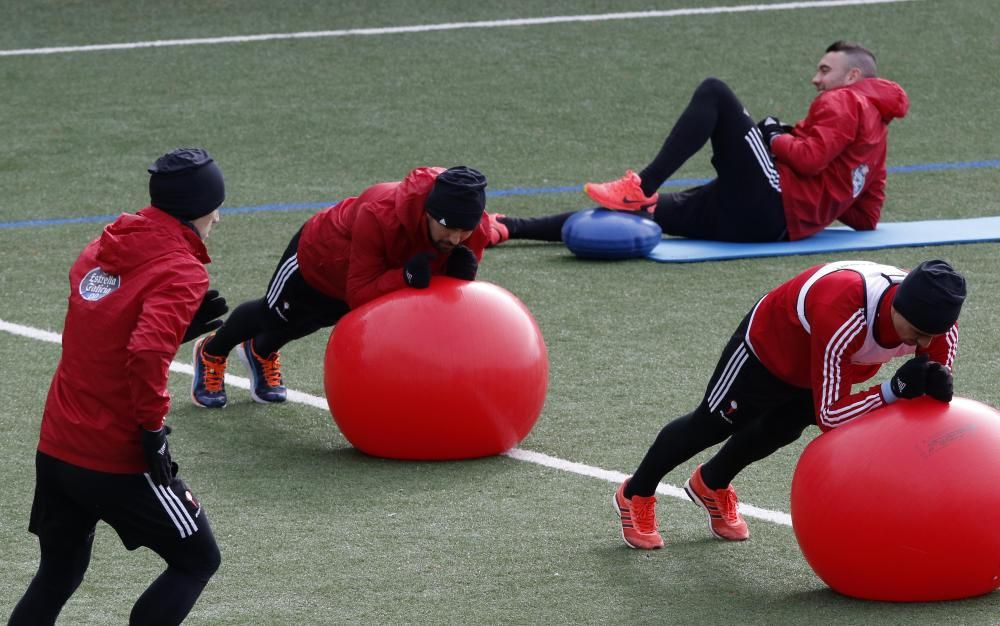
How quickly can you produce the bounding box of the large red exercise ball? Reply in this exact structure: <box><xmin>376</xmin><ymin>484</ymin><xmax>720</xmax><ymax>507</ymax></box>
<box><xmin>324</xmin><ymin>278</ymin><xmax>548</xmax><ymax>460</ymax></box>
<box><xmin>562</xmin><ymin>208</ymin><xmax>662</xmax><ymax>259</ymax></box>
<box><xmin>791</xmin><ymin>396</ymin><xmax>1000</xmax><ymax>601</ymax></box>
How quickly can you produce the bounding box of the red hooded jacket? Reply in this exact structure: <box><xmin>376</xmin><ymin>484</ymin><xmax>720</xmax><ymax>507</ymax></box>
<box><xmin>38</xmin><ymin>207</ymin><xmax>210</xmax><ymax>473</ymax></box>
<box><xmin>297</xmin><ymin>167</ymin><xmax>490</xmax><ymax>309</ymax></box>
<box><xmin>771</xmin><ymin>78</ymin><xmax>909</xmax><ymax>240</ymax></box>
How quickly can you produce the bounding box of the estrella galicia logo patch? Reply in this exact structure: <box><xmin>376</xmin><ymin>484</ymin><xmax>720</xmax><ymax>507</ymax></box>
<box><xmin>79</xmin><ymin>267</ymin><xmax>121</xmax><ymax>301</ymax></box>
<box><xmin>852</xmin><ymin>163</ymin><xmax>870</xmax><ymax>198</ymax></box>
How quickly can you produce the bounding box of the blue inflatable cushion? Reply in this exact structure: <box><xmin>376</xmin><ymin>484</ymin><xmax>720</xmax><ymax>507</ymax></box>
<box><xmin>561</xmin><ymin>208</ymin><xmax>663</xmax><ymax>259</ymax></box>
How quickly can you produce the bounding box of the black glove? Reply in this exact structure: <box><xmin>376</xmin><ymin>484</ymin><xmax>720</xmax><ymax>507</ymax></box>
<box><xmin>403</xmin><ymin>252</ymin><xmax>434</xmax><ymax>289</ymax></box>
<box><xmin>924</xmin><ymin>361</ymin><xmax>954</xmax><ymax>402</ymax></box>
<box><xmin>141</xmin><ymin>427</ymin><xmax>175</xmax><ymax>487</ymax></box>
<box><xmin>888</xmin><ymin>354</ymin><xmax>930</xmax><ymax>400</ymax></box>
<box><xmin>757</xmin><ymin>116</ymin><xmax>789</xmax><ymax>146</ymax></box>
<box><xmin>182</xmin><ymin>289</ymin><xmax>228</xmax><ymax>343</ymax></box>
<box><xmin>445</xmin><ymin>245</ymin><xmax>478</xmax><ymax>281</ymax></box>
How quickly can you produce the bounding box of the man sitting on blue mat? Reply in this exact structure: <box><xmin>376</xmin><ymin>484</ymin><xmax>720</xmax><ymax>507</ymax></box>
<box><xmin>612</xmin><ymin>259</ymin><xmax>965</xmax><ymax>550</ymax></box>
<box><xmin>486</xmin><ymin>41</ymin><xmax>909</xmax><ymax>247</ymax></box>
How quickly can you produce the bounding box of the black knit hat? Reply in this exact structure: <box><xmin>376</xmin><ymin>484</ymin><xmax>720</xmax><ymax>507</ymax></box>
<box><xmin>893</xmin><ymin>259</ymin><xmax>967</xmax><ymax>334</ymax></box>
<box><xmin>424</xmin><ymin>166</ymin><xmax>487</xmax><ymax>230</ymax></box>
<box><xmin>148</xmin><ymin>147</ymin><xmax>225</xmax><ymax>221</ymax></box>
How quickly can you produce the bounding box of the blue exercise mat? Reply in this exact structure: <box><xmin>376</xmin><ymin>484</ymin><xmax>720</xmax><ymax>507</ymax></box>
<box><xmin>646</xmin><ymin>216</ymin><xmax>1000</xmax><ymax>263</ymax></box>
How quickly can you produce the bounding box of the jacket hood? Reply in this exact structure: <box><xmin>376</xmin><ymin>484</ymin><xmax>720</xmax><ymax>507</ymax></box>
<box><xmin>850</xmin><ymin>77</ymin><xmax>909</xmax><ymax>122</ymax></box>
<box><xmin>394</xmin><ymin>166</ymin><xmax>445</xmax><ymax>238</ymax></box>
<box><xmin>95</xmin><ymin>206</ymin><xmax>210</xmax><ymax>274</ymax></box>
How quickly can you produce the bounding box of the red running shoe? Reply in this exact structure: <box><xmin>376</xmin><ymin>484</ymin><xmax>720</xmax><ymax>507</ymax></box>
<box><xmin>487</xmin><ymin>213</ymin><xmax>509</xmax><ymax>248</ymax></box>
<box><xmin>613</xmin><ymin>479</ymin><xmax>664</xmax><ymax>550</ymax></box>
<box><xmin>584</xmin><ymin>170</ymin><xmax>658</xmax><ymax>212</ymax></box>
<box><xmin>683</xmin><ymin>465</ymin><xmax>749</xmax><ymax>541</ymax></box>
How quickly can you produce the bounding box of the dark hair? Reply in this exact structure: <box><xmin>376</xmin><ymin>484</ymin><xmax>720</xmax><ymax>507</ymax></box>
<box><xmin>826</xmin><ymin>41</ymin><xmax>877</xmax><ymax>77</ymax></box>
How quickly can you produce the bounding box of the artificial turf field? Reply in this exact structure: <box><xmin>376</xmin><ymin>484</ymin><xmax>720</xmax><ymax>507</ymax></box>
<box><xmin>1</xmin><ymin>0</ymin><xmax>999</xmax><ymax>623</ymax></box>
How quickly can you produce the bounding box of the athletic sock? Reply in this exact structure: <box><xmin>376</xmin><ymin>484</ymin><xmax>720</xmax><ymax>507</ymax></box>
<box><xmin>504</xmin><ymin>211</ymin><xmax>575</xmax><ymax>242</ymax></box>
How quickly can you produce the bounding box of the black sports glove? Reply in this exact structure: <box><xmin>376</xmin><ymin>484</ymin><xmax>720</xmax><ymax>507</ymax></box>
<box><xmin>141</xmin><ymin>426</ymin><xmax>175</xmax><ymax>487</ymax></box>
<box><xmin>403</xmin><ymin>252</ymin><xmax>434</xmax><ymax>289</ymax></box>
<box><xmin>182</xmin><ymin>289</ymin><xmax>228</xmax><ymax>343</ymax></box>
<box><xmin>888</xmin><ymin>354</ymin><xmax>930</xmax><ymax>400</ymax></box>
<box><xmin>445</xmin><ymin>245</ymin><xmax>478</xmax><ymax>281</ymax></box>
<box><xmin>924</xmin><ymin>361</ymin><xmax>954</xmax><ymax>402</ymax></box>
<box><xmin>757</xmin><ymin>116</ymin><xmax>789</xmax><ymax>146</ymax></box>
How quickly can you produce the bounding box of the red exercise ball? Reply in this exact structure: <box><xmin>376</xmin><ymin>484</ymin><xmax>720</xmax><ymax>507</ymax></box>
<box><xmin>791</xmin><ymin>396</ymin><xmax>1000</xmax><ymax>601</ymax></box>
<box><xmin>324</xmin><ymin>277</ymin><xmax>548</xmax><ymax>460</ymax></box>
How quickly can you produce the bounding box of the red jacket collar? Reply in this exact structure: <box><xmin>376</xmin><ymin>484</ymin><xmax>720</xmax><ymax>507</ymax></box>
<box><xmin>138</xmin><ymin>206</ymin><xmax>211</xmax><ymax>264</ymax></box>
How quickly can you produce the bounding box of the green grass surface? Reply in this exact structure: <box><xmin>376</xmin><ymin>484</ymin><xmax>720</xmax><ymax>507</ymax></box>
<box><xmin>2</xmin><ymin>1</ymin><xmax>999</xmax><ymax>623</ymax></box>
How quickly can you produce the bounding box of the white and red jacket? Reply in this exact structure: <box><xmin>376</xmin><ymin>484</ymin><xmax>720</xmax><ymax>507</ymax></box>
<box><xmin>39</xmin><ymin>207</ymin><xmax>210</xmax><ymax>473</ymax></box>
<box><xmin>772</xmin><ymin>78</ymin><xmax>909</xmax><ymax>240</ymax></box>
<box><xmin>746</xmin><ymin>261</ymin><xmax>958</xmax><ymax>431</ymax></box>
<box><xmin>297</xmin><ymin>167</ymin><xmax>490</xmax><ymax>310</ymax></box>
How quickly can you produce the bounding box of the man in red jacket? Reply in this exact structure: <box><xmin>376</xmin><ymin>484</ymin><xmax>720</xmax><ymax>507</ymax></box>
<box><xmin>191</xmin><ymin>165</ymin><xmax>490</xmax><ymax>408</ymax></box>
<box><xmin>9</xmin><ymin>148</ymin><xmax>229</xmax><ymax>625</ymax></box>
<box><xmin>612</xmin><ymin>259</ymin><xmax>965</xmax><ymax>551</ymax></box>
<box><xmin>488</xmin><ymin>41</ymin><xmax>909</xmax><ymax>246</ymax></box>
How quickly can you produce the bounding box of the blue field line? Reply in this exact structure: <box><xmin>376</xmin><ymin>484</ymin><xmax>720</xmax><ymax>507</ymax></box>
<box><xmin>2</xmin><ymin>160</ymin><xmax>997</xmax><ymax>231</ymax></box>
<box><xmin>887</xmin><ymin>159</ymin><xmax>1000</xmax><ymax>173</ymax></box>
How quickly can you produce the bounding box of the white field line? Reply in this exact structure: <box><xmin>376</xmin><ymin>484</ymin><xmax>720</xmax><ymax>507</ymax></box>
<box><xmin>0</xmin><ymin>317</ymin><xmax>793</xmax><ymax>527</ymax></box>
<box><xmin>1</xmin><ymin>0</ymin><xmax>914</xmax><ymax>58</ymax></box>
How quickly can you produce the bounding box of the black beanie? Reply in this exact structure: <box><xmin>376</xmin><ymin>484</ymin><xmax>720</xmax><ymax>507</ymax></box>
<box><xmin>424</xmin><ymin>166</ymin><xmax>487</xmax><ymax>230</ymax></box>
<box><xmin>148</xmin><ymin>147</ymin><xmax>225</xmax><ymax>221</ymax></box>
<box><xmin>893</xmin><ymin>259</ymin><xmax>967</xmax><ymax>334</ymax></box>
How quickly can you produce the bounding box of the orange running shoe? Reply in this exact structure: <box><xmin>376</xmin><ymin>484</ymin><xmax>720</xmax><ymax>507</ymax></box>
<box><xmin>486</xmin><ymin>213</ymin><xmax>509</xmax><ymax>248</ymax></box>
<box><xmin>191</xmin><ymin>334</ymin><xmax>228</xmax><ymax>408</ymax></box>
<box><xmin>683</xmin><ymin>465</ymin><xmax>749</xmax><ymax>541</ymax></box>
<box><xmin>613</xmin><ymin>479</ymin><xmax>664</xmax><ymax>550</ymax></box>
<box><xmin>584</xmin><ymin>170</ymin><xmax>658</xmax><ymax>212</ymax></box>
